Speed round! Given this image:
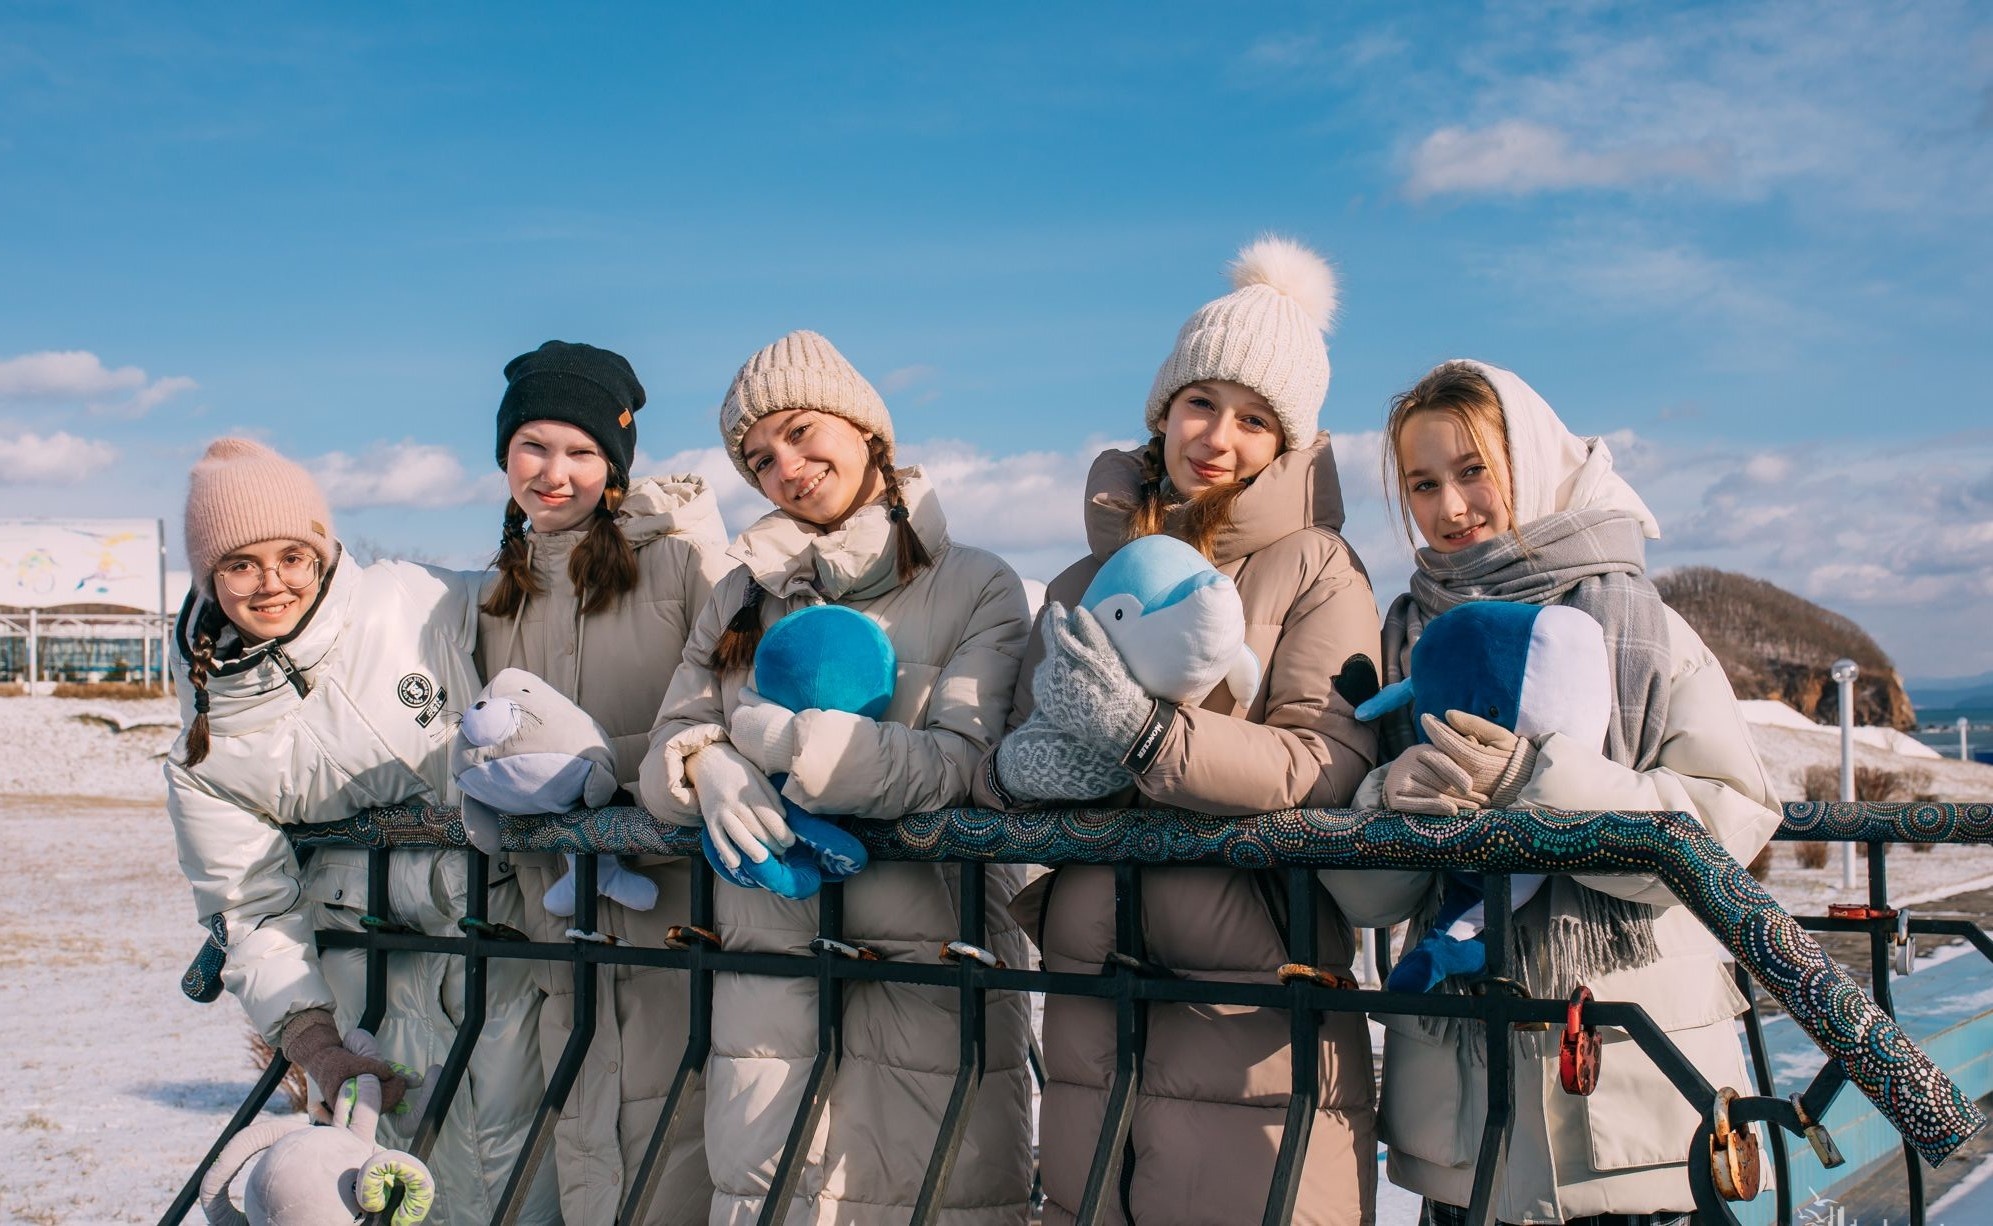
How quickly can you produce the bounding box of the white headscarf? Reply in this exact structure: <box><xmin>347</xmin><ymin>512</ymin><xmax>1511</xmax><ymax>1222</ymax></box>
<box><xmin>1457</xmin><ymin>360</ymin><xmax>1660</xmax><ymax>539</ymax></box>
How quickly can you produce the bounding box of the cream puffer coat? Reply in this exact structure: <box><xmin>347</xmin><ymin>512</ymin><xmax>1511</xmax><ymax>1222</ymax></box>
<box><xmin>642</xmin><ymin>471</ymin><xmax>1036</xmax><ymax>1225</ymax></box>
<box><xmin>477</xmin><ymin>474</ymin><xmax>731</xmax><ymax>1226</ymax></box>
<box><xmin>165</xmin><ymin>550</ymin><xmax>556</xmax><ymax>1225</ymax></box>
<box><xmin>1322</xmin><ymin>606</ymin><xmax>1783</xmax><ymax>1223</ymax></box>
<box><xmin>976</xmin><ymin>437</ymin><xmax>1385</xmax><ymax>1226</ymax></box>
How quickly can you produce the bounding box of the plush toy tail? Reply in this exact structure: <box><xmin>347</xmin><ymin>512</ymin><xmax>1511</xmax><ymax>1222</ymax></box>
<box><xmin>459</xmin><ymin>796</ymin><xmax>503</xmax><ymax>855</ymax></box>
<box><xmin>1226</xmin><ymin>645</ymin><xmax>1263</xmax><ymax>710</ymax></box>
<box><xmin>358</xmin><ymin>1151</ymin><xmax>438</xmax><ymax>1226</ymax></box>
<box><xmin>1386</xmin><ymin>930</ymin><xmax>1489</xmax><ymax>993</ymax></box>
<box><xmin>543</xmin><ymin>853</ymin><xmax>659</xmax><ymax>917</ymax></box>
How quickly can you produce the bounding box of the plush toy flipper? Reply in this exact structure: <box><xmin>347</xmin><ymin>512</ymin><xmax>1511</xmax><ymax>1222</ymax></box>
<box><xmin>1355</xmin><ymin>678</ymin><xmax>1415</xmax><ymax>722</ymax></box>
<box><xmin>459</xmin><ymin>796</ymin><xmax>503</xmax><ymax>855</ymax></box>
<box><xmin>598</xmin><ymin>855</ymin><xmax>658</xmax><ymax>911</ymax></box>
<box><xmin>1225</xmin><ymin>645</ymin><xmax>1262</xmax><ymax>709</ymax></box>
<box><xmin>582</xmin><ymin>759</ymin><xmax>619</xmax><ymax>809</ymax></box>
<box><xmin>786</xmin><ymin>812</ymin><xmax>869</xmax><ymax>880</ymax></box>
<box><xmin>1387</xmin><ymin>930</ymin><xmax>1489</xmax><ymax>993</ymax></box>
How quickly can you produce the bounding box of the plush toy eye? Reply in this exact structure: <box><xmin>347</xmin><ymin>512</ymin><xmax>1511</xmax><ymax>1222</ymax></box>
<box><xmin>1113</xmin><ymin>609</ymin><xmax>1124</xmax><ymax>621</ymax></box>
<box><xmin>1486</xmin><ymin>705</ymin><xmax>1499</xmax><ymax>719</ymax></box>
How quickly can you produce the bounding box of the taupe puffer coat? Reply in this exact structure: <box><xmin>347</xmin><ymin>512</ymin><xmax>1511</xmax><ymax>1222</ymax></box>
<box><xmin>642</xmin><ymin>472</ymin><xmax>1036</xmax><ymax>1225</ymax></box>
<box><xmin>977</xmin><ymin>437</ymin><xmax>1385</xmax><ymax>1225</ymax></box>
<box><xmin>477</xmin><ymin>474</ymin><xmax>731</xmax><ymax>1226</ymax></box>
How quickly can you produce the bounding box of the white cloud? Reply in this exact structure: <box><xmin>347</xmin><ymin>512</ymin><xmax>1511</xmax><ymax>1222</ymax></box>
<box><xmin>1405</xmin><ymin>120</ymin><xmax>1729</xmax><ymax>200</ymax></box>
<box><xmin>0</xmin><ymin>431</ymin><xmax>119</xmax><ymax>484</ymax></box>
<box><xmin>1397</xmin><ymin>1</ymin><xmax>1992</xmax><ymax>215</ymax></box>
<box><xmin>879</xmin><ymin>365</ymin><xmax>937</xmax><ymax>395</ymax></box>
<box><xmin>307</xmin><ymin>442</ymin><xmax>500</xmax><ymax>509</ymax></box>
<box><xmin>0</xmin><ymin>350</ymin><xmax>197</xmax><ymax>418</ymax></box>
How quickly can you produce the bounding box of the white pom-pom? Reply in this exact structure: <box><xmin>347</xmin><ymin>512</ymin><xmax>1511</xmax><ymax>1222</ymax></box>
<box><xmin>1228</xmin><ymin>235</ymin><xmax>1338</xmax><ymax>333</ymax></box>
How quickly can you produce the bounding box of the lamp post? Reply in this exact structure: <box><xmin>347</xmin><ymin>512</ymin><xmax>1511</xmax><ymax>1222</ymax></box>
<box><xmin>1962</xmin><ymin>715</ymin><xmax>1973</xmax><ymax>762</ymax></box>
<box><xmin>1832</xmin><ymin>659</ymin><xmax>1859</xmax><ymax>889</ymax></box>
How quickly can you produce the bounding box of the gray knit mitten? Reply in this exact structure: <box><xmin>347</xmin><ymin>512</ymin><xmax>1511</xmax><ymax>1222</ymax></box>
<box><xmin>996</xmin><ymin>710</ymin><xmax>1134</xmax><ymax>803</ymax></box>
<box><xmin>281</xmin><ymin>1008</ymin><xmax>407</xmax><ymax>1113</ymax></box>
<box><xmin>1031</xmin><ymin>602</ymin><xmax>1150</xmax><ymax>756</ymax></box>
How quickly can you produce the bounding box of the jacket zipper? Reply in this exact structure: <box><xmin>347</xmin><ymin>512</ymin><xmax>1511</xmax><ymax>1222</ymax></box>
<box><xmin>267</xmin><ymin>645</ymin><xmax>311</xmax><ymax>699</ymax></box>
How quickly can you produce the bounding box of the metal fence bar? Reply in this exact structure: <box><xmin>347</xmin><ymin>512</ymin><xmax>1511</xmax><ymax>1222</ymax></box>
<box><xmin>494</xmin><ymin>854</ymin><xmax>599</xmax><ymax>1224</ymax></box>
<box><xmin>1262</xmin><ymin>866</ymin><xmax>1321</xmax><ymax>1225</ymax></box>
<box><xmin>759</xmin><ymin>883</ymin><xmax>849</xmax><ymax>1224</ymax></box>
<box><xmin>1076</xmin><ymin>863</ymin><xmax>1146</xmax><ymax>1225</ymax></box>
<box><xmin>619</xmin><ymin>864</ymin><xmax>718</xmax><ymax>1226</ymax></box>
<box><xmin>911</xmin><ymin>863</ymin><xmax>991</xmax><ymax>1224</ymax></box>
<box><xmin>409</xmin><ymin>850</ymin><xmax>494</xmax><ymax>1163</ymax></box>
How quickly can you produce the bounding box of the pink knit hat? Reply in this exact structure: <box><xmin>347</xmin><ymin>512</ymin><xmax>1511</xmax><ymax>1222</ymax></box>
<box><xmin>184</xmin><ymin>438</ymin><xmax>335</xmax><ymax>595</ymax></box>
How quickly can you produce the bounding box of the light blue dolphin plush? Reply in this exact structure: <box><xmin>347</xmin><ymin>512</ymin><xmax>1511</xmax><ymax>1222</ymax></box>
<box><xmin>1080</xmin><ymin>534</ymin><xmax>1261</xmax><ymax>708</ymax></box>
<box><xmin>1356</xmin><ymin>600</ymin><xmax>1611</xmax><ymax>992</ymax></box>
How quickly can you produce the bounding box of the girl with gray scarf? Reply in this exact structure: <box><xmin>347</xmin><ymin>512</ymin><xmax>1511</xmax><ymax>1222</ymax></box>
<box><xmin>1322</xmin><ymin>361</ymin><xmax>1783</xmax><ymax>1225</ymax></box>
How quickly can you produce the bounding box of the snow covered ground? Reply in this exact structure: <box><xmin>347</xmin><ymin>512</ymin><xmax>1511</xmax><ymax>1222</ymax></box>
<box><xmin>6</xmin><ymin>693</ymin><xmax>1993</xmax><ymax>1223</ymax></box>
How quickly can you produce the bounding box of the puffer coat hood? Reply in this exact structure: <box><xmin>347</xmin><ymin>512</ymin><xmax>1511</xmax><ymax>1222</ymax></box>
<box><xmin>166</xmin><ymin>552</ymin><xmax>554</xmax><ymax>1224</ymax></box>
<box><xmin>643</xmin><ymin>471</ymin><xmax>1038</xmax><ymax>1224</ymax></box>
<box><xmin>476</xmin><ymin>471</ymin><xmax>731</xmax><ymax>1226</ymax></box>
<box><xmin>980</xmin><ymin>436</ymin><xmax>1384</xmax><ymax>1224</ymax></box>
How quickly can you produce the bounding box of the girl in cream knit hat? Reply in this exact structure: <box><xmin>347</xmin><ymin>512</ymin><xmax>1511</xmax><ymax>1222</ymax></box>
<box><xmin>166</xmin><ymin>438</ymin><xmax>555</xmax><ymax>1223</ymax></box>
<box><xmin>979</xmin><ymin>237</ymin><xmax>1387</xmax><ymax>1224</ymax></box>
<box><xmin>641</xmin><ymin>330</ymin><xmax>1036</xmax><ymax>1224</ymax></box>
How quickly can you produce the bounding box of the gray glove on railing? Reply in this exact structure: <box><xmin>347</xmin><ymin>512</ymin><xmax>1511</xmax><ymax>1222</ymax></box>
<box><xmin>993</xmin><ymin>710</ymin><xmax>1135</xmax><ymax>805</ymax></box>
<box><xmin>281</xmin><ymin>1008</ymin><xmax>406</xmax><ymax>1113</ymax></box>
<box><xmin>1031</xmin><ymin>602</ymin><xmax>1151</xmax><ymax>758</ymax></box>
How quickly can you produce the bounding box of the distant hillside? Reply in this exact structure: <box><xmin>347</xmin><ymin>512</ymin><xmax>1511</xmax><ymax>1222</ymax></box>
<box><xmin>1906</xmin><ymin>670</ymin><xmax>1993</xmax><ymax>711</ymax></box>
<box><xmin>1654</xmin><ymin>567</ymin><xmax>1916</xmax><ymax>731</ymax></box>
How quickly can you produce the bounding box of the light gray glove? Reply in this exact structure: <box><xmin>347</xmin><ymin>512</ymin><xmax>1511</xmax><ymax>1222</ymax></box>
<box><xmin>729</xmin><ymin>686</ymin><xmax>802</xmax><ymax>776</ymax></box>
<box><xmin>1423</xmin><ymin>710</ymin><xmax>1540</xmax><ymax>809</ymax></box>
<box><xmin>995</xmin><ymin>710</ymin><xmax>1135</xmax><ymax>804</ymax></box>
<box><xmin>689</xmin><ymin>742</ymin><xmax>794</xmax><ymax>872</ymax></box>
<box><xmin>1031</xmin><ymin>602</ymin><xmax>1151</xmax><ymax>757</ymax></box>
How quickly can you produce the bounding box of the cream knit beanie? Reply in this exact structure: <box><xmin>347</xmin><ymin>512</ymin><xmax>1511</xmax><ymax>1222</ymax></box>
<box><xmin>184</xmin><ymin>438</ymin><xmax>335</xmax><ymax>595</ymax></box>
<box><xmin>719</xmin><ymin>330</ymin><xmax>894</xmax><ymax>485</ymax></box>
<box><xmin>1144</xmin><ymin>236</ymin><xmax>1340</xmax><ymax>448</ymax></box>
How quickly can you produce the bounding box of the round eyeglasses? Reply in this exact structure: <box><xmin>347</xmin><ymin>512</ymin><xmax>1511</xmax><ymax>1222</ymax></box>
<box><xmin>214</xmin><ymin>551</ymin><xmax>321</xmax><ymax>598</ymax></box>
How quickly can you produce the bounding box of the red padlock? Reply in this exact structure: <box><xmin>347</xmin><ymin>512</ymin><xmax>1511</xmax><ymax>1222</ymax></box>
<box><xmin>1559</xmin><ymin>985</ymin><xmax>1602</xmax><ymax>1096</ymax></box>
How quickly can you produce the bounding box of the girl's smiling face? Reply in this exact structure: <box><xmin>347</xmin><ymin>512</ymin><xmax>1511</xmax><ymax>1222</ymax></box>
<box><xmin>1398</xmin><ymin>410</ymin><xmax>1514</xmax><ymax>552</ymax></box>
<box><xmin>504</xmin><ymin>419</ymin><xmax>610</xmax><ymax>533</ymax></box>
<box><xmin>741</xmin><ymin>408</ymin><xmax>886</xmax><ymax>528</ymax></box>
<box><xmin>1161</xmin><ymin>379</ymin><xmax>1284</xmax><ymax>496</ymax></box>
<box><xmin>213</xmin><ymin>538</ymin><xmax>323</xmax><ymax>644</ymax></box>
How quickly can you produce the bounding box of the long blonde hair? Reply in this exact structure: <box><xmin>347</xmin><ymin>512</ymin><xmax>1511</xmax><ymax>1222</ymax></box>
<box><xmin>1382</xmin><ymin>361</ymin><xmax>1517</xmax><ymax>547</ymax></box>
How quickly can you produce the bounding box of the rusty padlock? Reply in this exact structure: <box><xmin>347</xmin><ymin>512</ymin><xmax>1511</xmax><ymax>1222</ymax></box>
<box><xmin>1558</xmin><ymin>985</ymin><xmax>1602</xmax><ymax>1096</ymax></box>
<box><xmin>1894</xmin><ymin>908</ymin><xmax>1917</xmax><ymax>977</ymax></box>
<box><xmin>1709</xmin><ymin>1087</ymin><xmax>1763</xmax><ymax>1201</ymax></box>
<box><xmin>1790</xmin><ymin>1093</ymin><xmax>1845</xmax><ymax>1169</ymax></box>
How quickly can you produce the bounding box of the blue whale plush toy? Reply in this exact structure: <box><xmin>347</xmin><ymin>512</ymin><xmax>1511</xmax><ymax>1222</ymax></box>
<box><xmin>702</xmin><ymin>605</ymin><xmax>888</xmax><ymax>899</ymax></box>
<box><xmin>1080</xmin><ymin>533</ymin><xmax>1261</xmax><ymax>708</ymax></box>
<box><xmin>1356</xmin><ymin>600</ymin><xmax>1611</xmax><ymax>991</ymax></box>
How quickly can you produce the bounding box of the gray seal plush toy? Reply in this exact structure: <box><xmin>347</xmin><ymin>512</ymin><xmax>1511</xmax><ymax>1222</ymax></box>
<box><xmin>451</xmin><ymin>667</ymin><xmax>656</xmax><ymax>917</ymax></box>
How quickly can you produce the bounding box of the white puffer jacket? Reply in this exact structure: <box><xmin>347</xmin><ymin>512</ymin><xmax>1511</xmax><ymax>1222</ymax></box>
<box><xmin>165</xmin><ymin>549</ymin><xmax>556</xmax><ymax>1225</ymax></box>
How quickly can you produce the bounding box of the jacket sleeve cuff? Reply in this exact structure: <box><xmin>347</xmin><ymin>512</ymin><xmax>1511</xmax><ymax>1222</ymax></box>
<box><xmin>640</xmin><ymin>722</ymin><xmax>729</xmax><ymax>826</ymax></box>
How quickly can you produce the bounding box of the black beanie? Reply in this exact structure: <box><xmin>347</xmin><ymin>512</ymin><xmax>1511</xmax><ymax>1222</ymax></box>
<box><xmin>495</xmin><ymin>341</ymin><xmax>645</xmax><ymax>483</ymax></box>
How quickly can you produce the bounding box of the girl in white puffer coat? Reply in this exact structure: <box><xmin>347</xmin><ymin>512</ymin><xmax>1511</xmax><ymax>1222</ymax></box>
<box><xmin>165</xmin><ymin>438</ymin><xmax>555</xmax><ymax>1225</ymax></box>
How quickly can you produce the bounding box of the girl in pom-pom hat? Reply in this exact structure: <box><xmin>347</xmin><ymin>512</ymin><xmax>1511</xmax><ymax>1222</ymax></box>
<box><xmin>641</xmin><ymin>329</ymin><xmax>1036</xmax><ymax>1223</ymax></box>
<box><xmin>979</xmin><ymin>236</ymin><xmax>1386</xmax><ymax>1225</ymax></box>
<box><xmin>1324</xmin><ymin>360</ymin><xmax>1782</xmax><ymax>1225</ymax></box>
<box><xmin>165</xmin><ymin>437</ymin><xmax>553</xmax><ymax>1223</ymax></box>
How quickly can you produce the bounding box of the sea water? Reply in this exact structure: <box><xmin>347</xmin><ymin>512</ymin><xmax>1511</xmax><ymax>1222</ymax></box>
<box><xmin>1911</xmin><ymin>705</ymin><xmax>1993</xmax><ymax>763</ymax></box>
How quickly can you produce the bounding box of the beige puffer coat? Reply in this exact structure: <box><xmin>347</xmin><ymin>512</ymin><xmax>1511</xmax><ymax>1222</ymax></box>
<box><xmin>976</xmin><ymin>437</ymin><xmax>1385</xmax><ymax>1226</ymax></box>
<box><xmin>1323</xmin><ymin>606</ymin><xmax>1782</xmax><ymax>1223</ymax></box>
<box><xmin>166</xmin><ymin>551</ymin><xmax>555</xmax><ymax>1225</ymax></box>
<box><xmin>477</xmin><ymin>474</ymin><xmax>731</xmax><ymax>1226</ymax></box>
<box><xmin>641</xmin><ymin>471</ymin><xmax>1035</xmax><ymax>1225</ymax></box>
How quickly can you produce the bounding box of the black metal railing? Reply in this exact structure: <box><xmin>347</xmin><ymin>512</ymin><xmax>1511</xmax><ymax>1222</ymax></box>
<box><xmin>161</xmin><ymin>801</ymin><xmax>1993</xmax><ymax>1226</ymax></box>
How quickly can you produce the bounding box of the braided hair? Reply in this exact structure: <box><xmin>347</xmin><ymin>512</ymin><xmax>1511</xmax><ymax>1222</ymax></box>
<box><xmin>178</xmin><ymin>606</ymin><xmax>226</xmax><ymax>767</ymax></box>
<box><xmin>709</xmin><ymin>436</ymin><xmax>930</xmax><ymax>672</ymax></box>
<box><xmin>1120</xmin><ymin>434</ymin><xmax>1252</xmax><ymax>560</ymax></box>
<box><xmin>481</xmin><ymin>468</ymin><xmax>639</xmax><ymax>618</ymax></box>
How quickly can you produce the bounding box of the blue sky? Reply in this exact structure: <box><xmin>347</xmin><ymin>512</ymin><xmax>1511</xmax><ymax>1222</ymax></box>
<box><xmin>3</xmin><ymin>1</ymin><xmax>1990</xmax><ymax>677</ymax></box>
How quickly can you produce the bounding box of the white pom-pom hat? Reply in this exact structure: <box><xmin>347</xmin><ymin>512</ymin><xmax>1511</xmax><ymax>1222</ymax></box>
<box><xmin>1144</xmin><ymin>235</ymin><xmax>1340</xmax><ymax>450</ymax></box>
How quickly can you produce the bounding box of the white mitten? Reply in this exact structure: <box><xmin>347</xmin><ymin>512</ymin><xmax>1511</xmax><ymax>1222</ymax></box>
<box><xmin>690</xmin><ymin>742</ymin><xmax>794</xmax><ymax>872</ymax></box>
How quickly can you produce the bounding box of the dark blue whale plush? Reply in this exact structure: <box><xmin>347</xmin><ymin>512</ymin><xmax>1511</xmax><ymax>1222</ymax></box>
<box><xmin>703</xmin><ymin>605</ymin><xmax>891</xmax><ymax>899</ymax></box>
<box><xmin>1357</xmin><ymin>600</ymin><xmax>1611</xmax><ymax>991</ymax></box>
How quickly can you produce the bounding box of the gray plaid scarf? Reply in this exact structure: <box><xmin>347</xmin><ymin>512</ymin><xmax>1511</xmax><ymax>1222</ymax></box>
<box><xmin>1383</xmin><ymin>506</ymin><xmax>1669</xmax><ymax>1006</ymax></box>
